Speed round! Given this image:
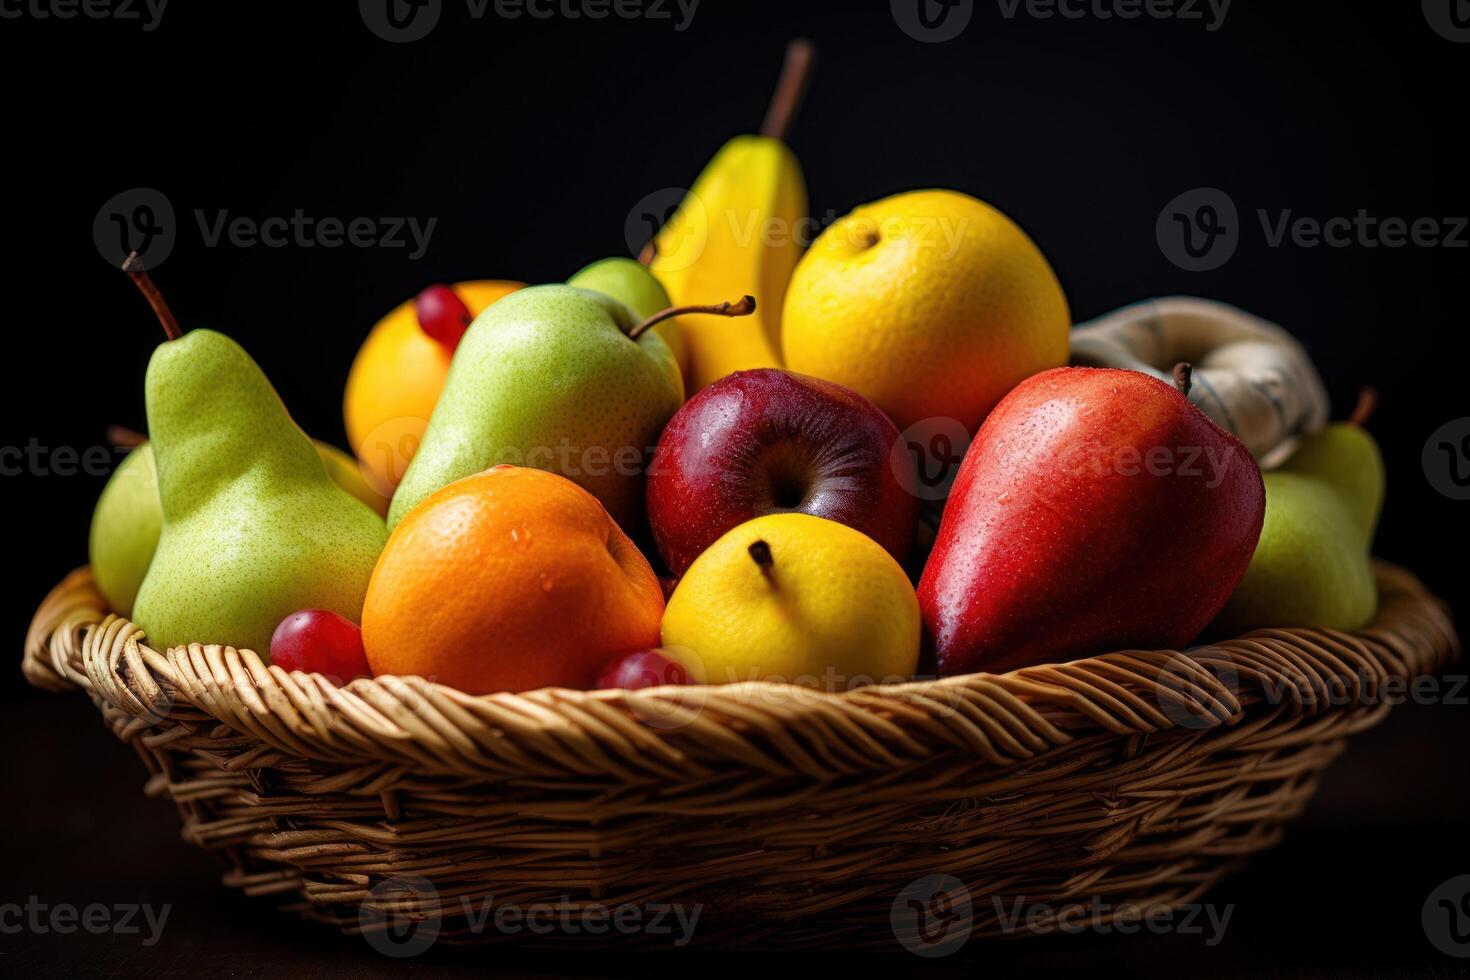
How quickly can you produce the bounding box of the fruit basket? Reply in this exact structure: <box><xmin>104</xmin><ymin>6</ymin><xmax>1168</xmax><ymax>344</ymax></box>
<box><xmin>24</xmin><ymin>561</ymin><xmax>1457</xmax><ymax>950</ymax></box>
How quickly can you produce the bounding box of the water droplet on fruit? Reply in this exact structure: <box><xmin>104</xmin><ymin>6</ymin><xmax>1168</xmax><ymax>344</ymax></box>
<box><xmin>997</xmin><ymin>491</ymin><xmax>1011</xmax><ymax>505</ymax></box>
<box><xmin>510</xmin><ymin>527</ymin><xmax>533</xmax><ymax>552</ymax></box>
<box><xmin>540</xmin><ymin>575</ymin><xmax>554</xmax><ymax>592</ymax></box>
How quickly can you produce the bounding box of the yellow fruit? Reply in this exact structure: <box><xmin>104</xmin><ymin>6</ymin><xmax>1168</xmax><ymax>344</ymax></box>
<box><xmin>781</xmin><ymin>189</ymin><xmax>1069</xmax><ymax>434</ymax></box>
<box><xmin>661</xmin><ymin>513</ymin><xmax>920</xmax><ymax>689</ymax></box>
<box><xmin>651</xmin><ymin>135</ymin><xmax>805</xmax><ymax>393</ymax></box>
<box><xmin>313</xmin><ymin>441</ymin><xmax>389</xmax><ymax>517</ymax></box>
<box><xmin>344</xmin><ymin>280</ymin><xmax>523</xmax><ymax>494</ymax></box>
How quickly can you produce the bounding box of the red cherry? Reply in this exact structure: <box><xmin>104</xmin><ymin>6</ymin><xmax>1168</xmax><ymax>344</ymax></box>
<box><xmin>595</xmin><ymin>649</ymin><xmax>690</xmax><ymax>690</ymax></box>
<box><xmin>415</xmin><ymin>284</ymin><xmax>474</xmax><ymax>352</ymax></box>
<box><xmin>269</xmin><ymin>610</ymin><xmax>372</xmax><ymax>683</ymax></box>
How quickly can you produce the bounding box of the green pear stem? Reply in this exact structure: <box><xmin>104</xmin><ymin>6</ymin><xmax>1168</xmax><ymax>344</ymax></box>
<box><xmin>760</xmin><ymin>39</ymin><xmax>815</xmax><ymax>141</ymax></box>
<box><xmin>1349</xmin><ymin>387</ymin><xmax>1378</xmax><ymax>426</ymax></box>
<box><xmin>626</xmin><ymin>295</ymin><xmax>756</xmax><ymax>342</ymax></box>
<box><xmin>748</xmin><ymin>539</ymin><xmax>775</xmax><ymax>580</ymax></box>
<box><xmin>107</xmin><ymin>425</ymin><xmax>147</xmax><ymax>449</ymax></box>
<box><xmin>1172</xmin><ymin>362</ymin><xmax>1194</xmax><ymax>398</ymax></box>
<box><xmin>121</xmin><ymin>251</ymin><xmax>183</xmax><ymax>342</ymax></box>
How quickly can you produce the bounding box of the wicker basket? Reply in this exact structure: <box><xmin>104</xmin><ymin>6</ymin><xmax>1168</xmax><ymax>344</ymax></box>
<box><xmin>23</xmin><ymin>562</ymin><xmax>1458</xmax><ymax>952</ymax></box>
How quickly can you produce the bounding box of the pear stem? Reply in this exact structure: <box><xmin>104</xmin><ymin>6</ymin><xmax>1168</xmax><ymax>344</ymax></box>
<box><xmin>760</xmin><ymin>39</ymin><xmax>815</xmax><ymax>141</ymax></box>
<box><xmin>626</xmin><ymin>296</ymin><xmax>756</xmax><ymax>341</ymax></box>
<box><xmin>107</xmin><ymin>425</ymin><xmax>147</xmax><ymax>449</ymax></box>
<box><xmin>121</xmin><ymin>252</ymin><xmax>183</xmax><ymax>342</ymax></box>
<box><xmin>637</xmin><ymin>40</ymin><xmax>814</xmax><ymax>267</ymax></box>
<box><xmin>1172</xmin><ymin>362</ymin><xmax>1194</xmax><ymax>398</ymax></box>
<box><xmin>1349</xmin><ymin>387</ymin><xmax>1379</xmax><ymax>426</ymax></box>
<box><xmin>748</xmin><ymin>540</ymin><xmax>775</xmax><ymax>579</ymax></box>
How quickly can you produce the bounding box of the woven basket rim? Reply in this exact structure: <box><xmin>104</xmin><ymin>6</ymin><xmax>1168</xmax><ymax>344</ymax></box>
<box><xmin>23</xmin><ymin>561</ymin><xmax>1459</xmax><ymax>781</ymax></box>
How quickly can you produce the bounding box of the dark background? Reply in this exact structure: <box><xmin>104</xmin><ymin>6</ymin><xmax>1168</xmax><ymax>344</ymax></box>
<box><xmin>2</xmin><ymin>0</ymin><xmax>1466</xmax><ymax>975</ymax></box>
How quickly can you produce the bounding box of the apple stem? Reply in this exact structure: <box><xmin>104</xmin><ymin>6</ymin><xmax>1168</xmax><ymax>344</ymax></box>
<box><xmin>748</xmin><ymin>540</ymin><xmax>775</xmax><ymax>578</ymax></box>
<box><xmin>1348</xmin><ymin>387</ymin><xmax>1379</xmax><ymax>426</ymax></box>
<box><xmin>760</xmin><ymin>39</ymin><xmax>815</xmax><ymax>141</ymax></box>
<box><xmin>121</xmin><ymin>252</ymin><xmax>183</xmax><ymax>342</ymax></box>
<box><xmin>1172</xmin><ymin>362</ymin><xmax>1194</xmax><ymax>398</ymax></box>
<box><xmin>107</xmin><ymin>425</ymin><xmax>147</xmax><ymax>449</ymax></box>
<box><xmin>627</xmin><ymin>296</ymin><xmax>757</xmax><ymax>341</ymax></box>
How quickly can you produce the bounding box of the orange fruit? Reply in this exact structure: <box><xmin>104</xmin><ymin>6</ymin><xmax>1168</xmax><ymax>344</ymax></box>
<box><xmin>362</xmin><ymin>466</ymin><xmax>664</xmax><ymax>693</ymax></box>
<box><xmin>344</xmin><ymin>280</ymin><xmax>523</xmax><ymax>495</ymax></box>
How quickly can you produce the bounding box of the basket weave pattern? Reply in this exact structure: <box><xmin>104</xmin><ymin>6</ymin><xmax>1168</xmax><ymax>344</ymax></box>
<box><xmin>24</xmin><ymin>562</ymin><xmax>1458</xmax><ymax>949</ymax></box>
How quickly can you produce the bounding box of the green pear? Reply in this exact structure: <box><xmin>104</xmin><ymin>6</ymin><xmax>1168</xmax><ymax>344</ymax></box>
<box><xmin>89</xmin><ymin>445</ymin><xmax>160</xmax><ymax>617</ymax></box>
<box><xmin>88</xmin><ymin>439</ymin><xmax>387</xmax><ymax>618</ymax></box>
<box><xmin>1214</xmin><ymin>421</ymin><xmax>1384</xmax><ymax>634</ymax></box>
<box><xmin>131</xmin><ymin>327</ymin><xmax>387</xmax><ymax>656</ymax></box>
<box><xmin>568</xmin><ymin>257</ymin><xmax>687</xmax><ymax>379</ymax></box>
<box><xmin>388</xmin><ymin>284</ymin><xmax>695</xmax><ymax>530</ymax></box>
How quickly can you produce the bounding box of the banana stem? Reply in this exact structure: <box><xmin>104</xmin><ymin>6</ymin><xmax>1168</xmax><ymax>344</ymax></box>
<box><xmin>1172</xmin><ymin>362</ymin><xmax>1194</xmax><ymax>398</ymax></box>
<box><xmin>122</xmin><ymin>252</ymin><xmax>183</xmax><ymax>342</ymax></box>
<box><xmin>1349</xmin><ymin>387</ymin><xmax>1379</xmax><ymax>426</ymax></box>
<box><xmin>760</xmin><ymin>39</ymin><xmax>815</xmax><ymax>141</ymax></box>
<box><xmin>627</xmin><ymin>296</ymin><xmax>756</xmax><ymax>341</ymax></box>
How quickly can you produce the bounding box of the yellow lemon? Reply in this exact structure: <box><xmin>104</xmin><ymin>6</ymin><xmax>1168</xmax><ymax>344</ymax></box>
<box><xmin>781</xmin><ymin>189</ymin><xmax>1069</xmax><ymax>434</ymax></box>
<box><xmin>661</xmin><ymin>513</ymin><xmax>920</xmax><ymax>689</ymax></box>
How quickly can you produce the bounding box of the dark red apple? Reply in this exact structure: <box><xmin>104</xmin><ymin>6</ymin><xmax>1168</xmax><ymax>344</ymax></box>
<box><xmin>647</xmin><ymin>369</ymin><xmax>919</xmax><ymax>576</ymax></box>
<box><xmin>918</xmin><ymin>365</ymin><xmax>1265</xmax><ymax>675</ymax></box>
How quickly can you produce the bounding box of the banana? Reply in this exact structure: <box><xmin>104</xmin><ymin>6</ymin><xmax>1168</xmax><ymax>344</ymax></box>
<box><xmin>1070</xmin><ymin>296</ymin><xmax>1330</xmax><ymax>467</ymax></box>
<box><xmin>650</xmin><ymin>135</ymin><xmax>805</xmax><ymax>393</ymax></box>
<box><xmin>644</xmin><ymin>41</ymin><xmax>813</xmax><ymax>395</ymax></box>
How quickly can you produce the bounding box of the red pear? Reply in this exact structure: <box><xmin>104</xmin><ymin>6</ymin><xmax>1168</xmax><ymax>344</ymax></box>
<box><xmin>918</xmin><ymin>366</ymin><xmax>1264</xmax><ymax>674</ymax></box>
